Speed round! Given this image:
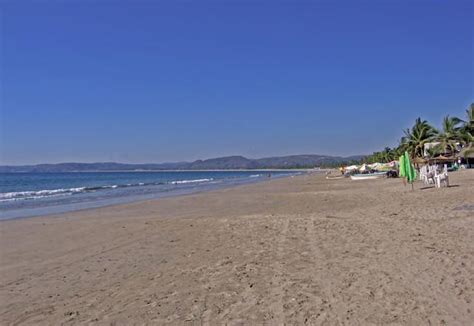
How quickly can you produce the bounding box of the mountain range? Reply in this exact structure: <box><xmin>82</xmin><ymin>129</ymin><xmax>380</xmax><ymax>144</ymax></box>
<box><xmin>0</xmin><ymin>154</ymin><xmax>364</xmax><ymax>172</ymax></box>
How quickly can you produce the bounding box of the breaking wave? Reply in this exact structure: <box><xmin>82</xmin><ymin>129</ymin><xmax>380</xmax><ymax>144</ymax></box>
<box><xmin>0</xmin><ymin>178</ymin><xmax>215</xmax><ymax>202</ymax></box>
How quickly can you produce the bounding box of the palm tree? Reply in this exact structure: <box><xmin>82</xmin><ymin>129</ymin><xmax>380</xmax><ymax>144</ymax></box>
<box><xmin>401</xmin><ymin>118</ymin><xmax>437</xmax><ymax>158</ymax></box>
<box><xmin>391</xmin><ymin>141</ymin><xmax>407</xmax><ymax>160</ymax></box>
<box><xmin>435</xmin><ymin>115</ymin><xmax>464</xmax><ymax>156</ymax></box>
<box><xmin>363</xmin><ymin>105</ymin><xmax>473</xmax><ymax>165</ymax></box>
<box><xmin>458</xmin><ymin>104</ymin><xmax>474</xmax><ymax>161</ymax></box>
<box><xmin>381</xmin><ymin>147</ymin><xmax>397</xmax><ymax>162</ymax></box>
<box><xmin>425</xmin><ymin>143</ymin><xmax>444</xmax><ymax>159</ymax></box>
<box><xmin>363</xmin><ymin>147</ymin><xmax>399</xmax><ymax>163</ymax></box>
<box><xmin>459</xmin><ymin>103</ymin><xmax>474</xmax><ymax>144</ymax></box>
<box><xmin>392</xmin><ymin>144</ymin><xmax>405</xmax><ymax>159</ymax></box>
<box><xmin>467</xmin><ymin>103</ymin><xmax>474</xmax><ymax>130</ymax></box>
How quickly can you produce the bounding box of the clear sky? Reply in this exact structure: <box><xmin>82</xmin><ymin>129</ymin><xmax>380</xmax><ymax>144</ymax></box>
<box><xmin>1</xmin><ymin>1</ymin><xmax>473</xmax><ymax>165</ymax></box>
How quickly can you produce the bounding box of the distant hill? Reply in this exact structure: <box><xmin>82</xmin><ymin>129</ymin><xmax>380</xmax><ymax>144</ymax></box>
<box><xmin>0</xmin><ymin>154</ymin><xmax>364</xmax><ymax>172</ymax></box>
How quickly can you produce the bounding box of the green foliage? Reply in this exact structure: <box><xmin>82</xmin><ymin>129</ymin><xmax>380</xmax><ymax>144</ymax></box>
<box><xmin>459</xmin><ymin>104</ymin><xmax>474</xmax><ymax>143</ymax></box>
<box><xmin>436</xmin><ymin>115</ymin><xmax>464</xmax><ymax>155</ymax></box>
<box><xmin>425</xmin><ymin>144</ymin><xmax>444</xmax><ymax>159</ymax></box>
<box><xmin>360</xmin><ymin>103</ymin><xmax>473</xmax><ymax>164</ymax></box>
<box><xmin>362</xmin><ymin>147</ymin><xmax>398</xmax><ymax>164</ymax></box>
<box><xmin>401</xmin><ymin>117</ymin><xmax>438</xmax><ymax>158</ymax></box>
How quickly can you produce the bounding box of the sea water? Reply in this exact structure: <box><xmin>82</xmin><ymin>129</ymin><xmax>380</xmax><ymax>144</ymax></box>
<box><xmin>0</xmin><ymin>171</ymin><xmax>300</xmax><ymax>220</ymax></box>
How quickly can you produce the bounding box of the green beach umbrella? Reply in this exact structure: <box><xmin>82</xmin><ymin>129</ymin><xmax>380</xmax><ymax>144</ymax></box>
<box><xmin>403</xmin><ymin>151</ymin><xmax>417</xmax><ymax>184</ymax></box>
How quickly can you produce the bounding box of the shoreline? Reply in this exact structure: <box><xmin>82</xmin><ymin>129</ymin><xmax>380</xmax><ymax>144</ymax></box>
<box><xmin>1</xmin><ymin>172</ymin><xmax>300</xmax><ymax>223</ymax></box>
<box><xmin>0</xmin><ymin>171</ymin><xmax>311</xmax><ymax>221</ymax></box>
<box><xmin>1</xmin><ymin>170</ymin><xmax>472</xmax><ymax>324</ymax></box>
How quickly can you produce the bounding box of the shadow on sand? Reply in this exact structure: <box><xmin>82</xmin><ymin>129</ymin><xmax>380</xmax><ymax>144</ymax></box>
<box><xmin>419</xmin><ymin>184</ymin><xmax>459</xmax><ymax>190</ymax></box>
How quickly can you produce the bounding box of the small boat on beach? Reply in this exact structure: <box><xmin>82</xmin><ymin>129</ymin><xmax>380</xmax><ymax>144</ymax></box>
<box><xmin>350</xmin><ymin>172</ymin><xmax>387</xmax><ymax>180</ymax></box>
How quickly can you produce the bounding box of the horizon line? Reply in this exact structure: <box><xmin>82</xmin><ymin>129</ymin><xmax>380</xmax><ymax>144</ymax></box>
<box><xmin>0</xmin><ymin>153</ymin><xmax>367</xmax><ymax>167</ymax></box>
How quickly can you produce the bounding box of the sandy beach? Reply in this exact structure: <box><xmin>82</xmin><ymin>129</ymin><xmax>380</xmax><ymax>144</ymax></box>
<box><xmin>0</xmin><ymin>171</ymin><xmax>473</xmax><ymax>325</ymax></box>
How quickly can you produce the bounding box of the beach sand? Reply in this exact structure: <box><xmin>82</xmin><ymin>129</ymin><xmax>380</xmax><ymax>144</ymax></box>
<box><xmin>1</xmin><ymin>171</ymin><xmax>473</xmax><ymax>325</ymax></box>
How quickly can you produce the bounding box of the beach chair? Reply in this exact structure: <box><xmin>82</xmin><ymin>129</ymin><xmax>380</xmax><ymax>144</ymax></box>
<box><xmin>429</xmin><ymin>165</ymin><xmax>437</xmax><ymax>185</ymax></box>
<box><xmin>420</xmin><ymin>165</ymin><xmax>435</xmax><ymax>185</ymax></box>
<box><xmin>420</xmin><ymin>165</ymin><xmax>426</xmax><ymax>182</ymax></box>
<box><xmin>434</xmin><ymin>164</ymin><xmax>449</xmax><ymax>188</ymax></box>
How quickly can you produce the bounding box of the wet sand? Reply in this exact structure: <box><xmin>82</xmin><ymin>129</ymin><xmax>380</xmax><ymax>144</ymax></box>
<box><xmin>1</xmin><ymin>171</ymin><xmax>473</xmax><ymax>325</ymax></box>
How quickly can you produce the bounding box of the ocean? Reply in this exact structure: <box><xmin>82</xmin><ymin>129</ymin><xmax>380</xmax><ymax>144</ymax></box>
<box><xmin>0</xmin><ymin>171</ymin><xmax>301</xmax><ymax>220</ymax></box>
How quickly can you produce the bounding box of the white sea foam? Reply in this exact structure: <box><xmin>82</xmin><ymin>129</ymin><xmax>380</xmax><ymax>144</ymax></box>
<box><xmin>0</xmin><ymin>178</ymin><xmax>214</xmax><ymax>203</ymax></box>
<box><xmin>0</xmin><ymin>187</ymin><xmax>85</xmax><ymax>199</ymax></box>
<box><xmin>0</xmin><ymin>193</ymin><xmax>75</xmax><ymax>203</ymax></box>
<box><xmin>0</xmin><ymin>187</ymin><xmax>86</xmax><ymax>202</ymax></box>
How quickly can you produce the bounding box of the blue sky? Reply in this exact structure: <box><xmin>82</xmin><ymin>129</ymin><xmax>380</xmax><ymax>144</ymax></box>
<box><xmin>1</xmin><ymin>1</ymin><xmax>472</xmax><ymax>164</ymax></box>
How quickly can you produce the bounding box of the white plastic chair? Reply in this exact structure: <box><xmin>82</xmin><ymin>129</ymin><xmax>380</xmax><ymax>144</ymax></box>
<box><xmin>421</xmin><ymin>165</ymin><xmax>435</xmax><ymax>185</ymax></box>
<box><xmin>420</xmin><ymin>165</ymin><xmax>427</xmax><ymax>182</ymax></box>
<box><xmin>434</xmin><ymin>164</ymin><xmax>449</xmax><ymax>188</ymax></box>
